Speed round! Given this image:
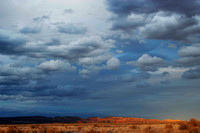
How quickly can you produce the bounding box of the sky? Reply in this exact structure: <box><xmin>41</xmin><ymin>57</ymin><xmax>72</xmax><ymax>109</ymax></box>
<box><xmin>0</xmin><ymin>0</ymin><xmax>200</xmax><ymax>120</ymax></box>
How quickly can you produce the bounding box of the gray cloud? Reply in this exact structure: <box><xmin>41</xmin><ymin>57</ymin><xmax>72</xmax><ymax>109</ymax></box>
<box><xmin>0</xmin><ymin>65</ymin><xmax>39</xmax><ymax>86</ymax></box>
<box><xmin>139</xmin><ymin>72</ymin><xmax>151</xmax><ymax>79</ymax></box>
<box><xmin>177</xmin><ymin>44</ymin><xmax>200</xmax><ymax>66</ymax></box>
<box><xmin>0</xmin><ymin>29</ymin><xmax>114</xmax><ymax>63</ymax></box>
<box><xmin>33</xmin><ymin>15</ymin><xmax>50</xmax><ymax>22</ymax></box>
<box><xmin>162</xmin><ymin>71</ymin><xmax>169</xmax><ymax>76</ymax></box>
<box><xmin>139</xmin><ymin>15</ymin><xmax>200</xmax><ymax>42</ymax></box>
<box><xmin>160</xmin><ymin>79</ymin><xmax>170</xmax><ymax>84</ymax></box>
<box><xmin>119</xmin><ymin>74</ymin><xmax>135</xmax><ymax>82</ymax></box>
<box><xmin>178</xmin><ymin>44</ymin><xmax>200</xmax><ymax>57</ymax></box>
<box><xmin>20</xmin><ymin>26</ymin><xmax>41</xmax><ymax>34</ymax></box>
<box><xmin>182</xmin><ymin>67</ymin><xmax>200</xmax><ymax>79</ymax></box>
<box><xmin>57</xmin><ymin>23</ymin><xmax>87</xmax><ymax>34</ymax></box>
<box><xmin>111</xmin><ymin>15</ymin><xmax>146</xmax><ymax>32</ymax></box>
<box><xmin>0</xmin><ymin>28</ymin><xmax>28</xmax><ymax>56</ymax></box>
<box><xmin>63</xmin><ymin>9</ymin><xmax>74</xmax><ymax>14</ymax></box>
<box><xmin>136</xmin><ymin>81</ymin><xmax>150</xmax><ymax>88</ymax></box>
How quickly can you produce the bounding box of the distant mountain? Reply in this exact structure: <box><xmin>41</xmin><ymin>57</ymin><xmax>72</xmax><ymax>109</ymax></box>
<box><xmin>0</xmin><ymin>116</ymin><xmax>83</xmax><ymax>124</ymax></box>
<box><xmin>0</xmin><ymin>116</ymin><xmax>182</xmax><ymax>124</ymax></box>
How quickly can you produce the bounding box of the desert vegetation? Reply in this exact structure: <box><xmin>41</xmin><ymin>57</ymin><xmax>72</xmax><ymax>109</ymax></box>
<box><xmin>0</xmin><ymin>118</ymin><xmax>199</xmax><ymax>133</ymax></box>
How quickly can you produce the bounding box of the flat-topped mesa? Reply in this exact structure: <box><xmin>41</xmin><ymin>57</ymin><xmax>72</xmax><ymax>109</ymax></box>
<box><xmin>83</xmin><ymin>117</ymin><xmax>182</xmax><ymax>124</ymax></box>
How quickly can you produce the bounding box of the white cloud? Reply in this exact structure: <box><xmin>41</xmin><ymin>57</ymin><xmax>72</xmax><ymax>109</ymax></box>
<box><xmin>37</xmin><ymin>60</ymin><xmax>76</xmax><ymax>72</ymax></box>
<box><xmin>127</xmin><ymin>54</ymin><xmax>165</xmax><ymax>71</ymax></box>
<box><xmin>106</xmin><ymin>57</ymin><xmax>120</xmax><ymax>70</ymax></box>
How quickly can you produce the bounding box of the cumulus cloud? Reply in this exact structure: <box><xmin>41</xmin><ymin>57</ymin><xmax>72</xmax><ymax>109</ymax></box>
<box><xmin>178</xmin><ymin>44</ymin><xmax>200</xmax><ymax>57</ymax></box>
<box><xmin>177</xmin><ymin>44</ymin><xmax>200</xmax><ymax>66</ymax></box>
<box><xmin>106</xmin><ymin>57</ymin><xmax>120</xmax><ymax>70</ymax></box>
<box><xmin>37</xmin><ymin>60</ymin><xmax>76</xmax><ymax>73</ymax></box>
<box><xmin>78</xmin><ymin>53</ymin><xmax>112</xmax><ymax>66</ymax></box>
<box><xmin>139</xmin><ymin>14</ymin><xmax>200</xmax><ymax>42</ymax></box>
<box><xmin>126</xmin><ymin>54</ymin><xmax>165</xmax><ymax>71</ymax></box>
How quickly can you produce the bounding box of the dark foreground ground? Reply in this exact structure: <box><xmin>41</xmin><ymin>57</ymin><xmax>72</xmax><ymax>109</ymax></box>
<box><xmin>0</xmin><ymin>117</ymin><xmax>199</xmax><ymax>133</ymax></box>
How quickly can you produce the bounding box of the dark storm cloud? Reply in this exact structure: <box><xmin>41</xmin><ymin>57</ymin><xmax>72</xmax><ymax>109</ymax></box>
<box><xmin>107</xmin><ymin>0</ymin><xmax>200</xmax><ymax>17</ymax></box>
<box><xmin>57</xmin><ymin>23</ymin><xmax>87</xmax><ymax>34</ymax></box>
<box><xmin>20</xmin><ymin>26</ymin><xmax>41</xmax><ymax>34</ymax></box>
<box><xmin>0</xmin><ymin>79</ymin><xmax>88</xmax><ymax>101</ymax></box>
<box><xmin>111</xmin><ymin>16</ymin><xmax>146</xmax><ymax>32</ymax></box>
<box><xmin>182</xmin><ymin>67</ymin><xmax>200</xmax><ymax>79</ymax></box>
<box><xmin>107</xmin><ymin>0</ymin><xmax>200</xmax><ymax>42</ymax></box>
<box><xmin>0</xmin><ymin>29</ymin><xmax>28</xmax><ymax>55</ymax></box>
<box><xmin>0</xmin><ymin>29</ymin><xmax>113</xmax><ymax>62</ymax></box>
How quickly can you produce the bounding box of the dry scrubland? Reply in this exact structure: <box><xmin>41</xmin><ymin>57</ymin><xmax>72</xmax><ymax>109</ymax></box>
<box><xmin>0</xmin><ymin>119</ymin><xmax>200</xmax><ymax>133</ymax></box>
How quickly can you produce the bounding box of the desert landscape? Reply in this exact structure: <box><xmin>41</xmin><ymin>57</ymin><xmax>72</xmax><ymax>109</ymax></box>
<box><xmin>1</xmin><ymin>0</ymin><xmax>200</xmax><ymax>133</ymax></box>
<box><xmin>0</xmin><ymin>117</ymin><xmax>200</xmax><ymax>133</ymax></box>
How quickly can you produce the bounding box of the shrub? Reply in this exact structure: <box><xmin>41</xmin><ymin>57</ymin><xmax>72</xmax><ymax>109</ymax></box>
<box><xmin>189</xmin><ymin>127</ymin><xmax>200</xmax><ymax>133</ymax></box>
<box><xmin>7</xmin><ymin>126</ymin><xmax>23</xmax><ymax>133</ymax></box>
<box><xmin>130</xmin><ymin>125</ymin><xmax>138</xmax><ymax>129</ymax></box>
<box><xmin>165</xmin><ymin>124</ymin><xmax>173</xmax><ymax>129</ymax></box>
<box><xmin>85</xmin><ymin>129</ymin><xmax>98</xmax><ymax>133</ymax></box>
<box><xmin>143</xmin><ymin>126</ymin><xmax>154</xmax><ymax>133</ymax></box>
<box><xmin>77</xmin><ymin>126</ymin><xmax>83</xmax><ymax>131</ymax></box>
<box><xmin>190</xmin><ymin>118</ymin><xmax>200</xmax><ymax>127</ymax></box>
<box><xmin>179</xmin><ymin>123</ymin><xmax>189</xmax><ymax>130</ymax></box>
<box><xmin>0</xmin><ymin>129</ymin><xmax>5</xmax><ymax>133</ymax></box>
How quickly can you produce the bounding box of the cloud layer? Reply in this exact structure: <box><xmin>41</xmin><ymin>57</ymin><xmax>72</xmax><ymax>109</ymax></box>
<box><xmin>0</xmin><ymin>0</ymin><xmax>199</xmax><ymax>120</ymax></box>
